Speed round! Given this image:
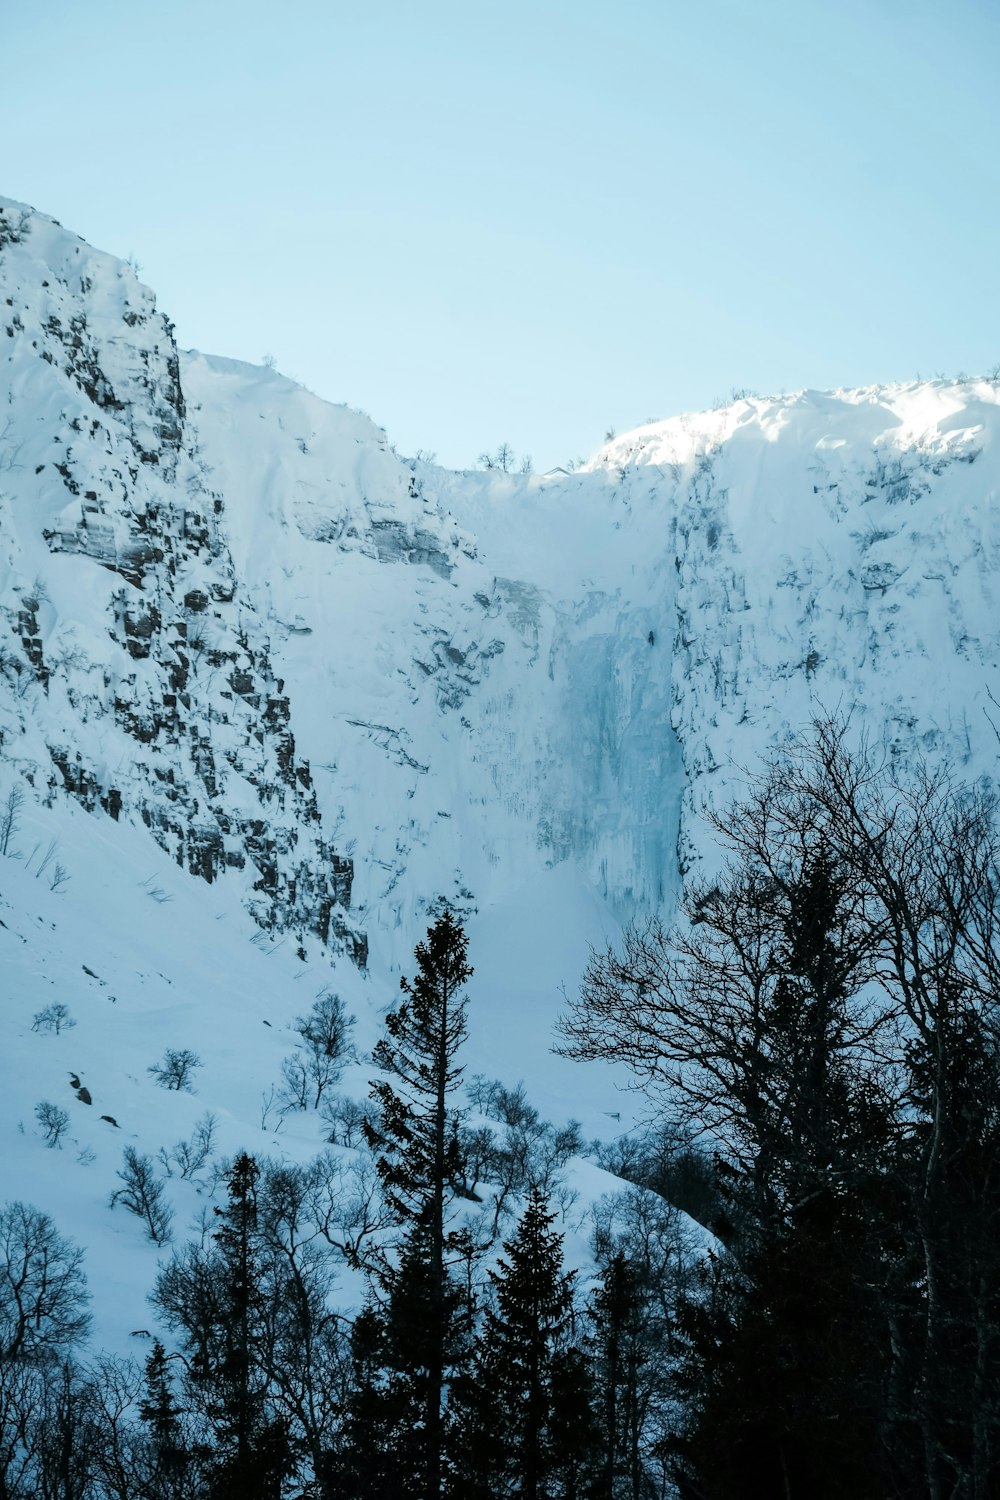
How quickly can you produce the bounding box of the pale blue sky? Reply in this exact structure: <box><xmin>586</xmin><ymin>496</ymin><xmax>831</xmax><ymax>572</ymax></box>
<box><xmin>3</xmin><ymin>0</ymin><xmax>999</xmax><ymax>470</ymax></box>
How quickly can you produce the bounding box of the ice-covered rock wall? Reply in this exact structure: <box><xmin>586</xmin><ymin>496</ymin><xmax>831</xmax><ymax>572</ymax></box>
<box><xmin>3</xmin><ymin>194</ymin><xmax>1000</xmax><ymax>966</ymax></box>
<box><xmin>595</xmin><ymin>389</ymin><xmax>1000</xmax><ymax>877</ymax></box>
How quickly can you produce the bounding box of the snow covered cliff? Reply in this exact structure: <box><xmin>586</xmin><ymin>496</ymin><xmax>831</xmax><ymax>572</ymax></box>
<box><xmin>2</xmin><ymin>194</ymin><xmax>999</xmax><ymax>1348</ymax></box>
<box><xmin>5</xmin><ymin>196</ymin><xmax>998</xmax><ymax>957</ymax></box>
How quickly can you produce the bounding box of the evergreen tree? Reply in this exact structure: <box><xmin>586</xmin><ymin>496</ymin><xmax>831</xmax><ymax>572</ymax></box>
<box><xmin>588</xmin><ymin>1253</ymin><xmax>649</xmax><ymax>1500</ymax></box>
<box><xmin>365</xmin><ymin>909</ymin><xmax>472</xmax><ymax>1232</ymax></box>
<box><xmin>138</xmin><ymin>1340</ymin><xmax>195</xmax><ymax>1497</ymax></box>
<box><xmin>329</xmin><ymin>1305</ymin><xmax>410</xmax><ymax>1500</ymax></box>
<box><xmin>153</xmin><ymin>1154</ymin><xmax>294</xmax><ymax>1500</ymax></box>
<box><xmin>547</xmin><ymin>1344</ymin><xmax>597</xmax><ymax>1500</ymax></box>
<box><xmin>562</xmin><ymin>723</ymin><xmax>1000</xmax><ymax>1492</ymax></box>
<box><xmin>463</xmin><ymin>1189</ymin><xmax>593</xmax><ymax>1500</ymax></box>
<box><xmin>666</xmin><ymin>852</ymin><xmax>898</xmax><ymax>1497</ymax></box>
<box><xmin>359</xmin><ymin>910</ymin><xmax>474</xmax><ymax>1498</ymax></box>
<box><xmin>672</xmin><ymin>1195</ymin><xmax>894</xmax><ymax>1499</ymax></box>
<box><xmin>206</xmin><ymin>1153</ymin><xmax>293</xmax><ymax>1500</ymax></box>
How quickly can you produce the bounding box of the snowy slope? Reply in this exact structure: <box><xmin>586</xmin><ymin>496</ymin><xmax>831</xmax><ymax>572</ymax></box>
<box><xmin>181</xmin><ymin>347</ymin><xmax>681</xmax><ymax>937</ymax></box>
<box><xmin>2</xmin><ymin>194</ymin><xmax>1000</xmax><ymax>1347</ymax></box>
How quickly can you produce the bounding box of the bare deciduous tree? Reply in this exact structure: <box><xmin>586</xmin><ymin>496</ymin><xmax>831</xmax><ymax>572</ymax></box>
<box><xmin>478</xmin><ymin>442</ymin><xmax>517</xmax><ymax>473</ymax></box>
<box><xmin>280</xmin><ymin>992</ymin><xmax>355</xmax><ymax>1113</ymax></box>
<box><xmin>158</xmin><ymin>1112</ymin><xmax>217</xmax><ymax>1181</ymax></box>
<box><xmin>148</xmin><ymin>1048</ymin><xmax>202</xmax><ymax>1093</ymax></box>
<box><xmin>31</xmin><ymin>1003</ymin><xmax>75</xmax><ymax>1035</ymax></box>
<box><xmin>320</xmin><ymin>1092</ymin><xmax>372</xmax><ymax>1149</ymax></box>
<box><xmin>294</xmin><ymin>991</ymin><xmax>354</xmax><ymax>1064</ymax></box>
<box><xmin>0</xmin><ymin>1202</ymin><xmax>91</xmax><ymax>1360</ymax></box>
<box><xmin>110</xmin><ymin>1149</ymin><xmax>173</xmax><ymax>1245</ymax></box>
<box><xmin>34</xmin><ymin>1102</ymin><xmax>69</xmax><ymax>1149</ymax></box>
<box><xmin>559</xmin><ymin>718</ymin><xmax>1000</xmax><ymax>1499</ymax></box>
<box><xmin>0</xmin><ymin>786</ymin><xmax>23</xmax><ymax>858</ymax></box>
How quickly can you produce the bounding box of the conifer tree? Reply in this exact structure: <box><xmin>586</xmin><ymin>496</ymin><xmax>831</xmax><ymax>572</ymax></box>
<box><xmin>561</xmin><ymin>724</ymin><xmax>965</xmax><ymax>1492</ymax></box>
<box><xmin>365</xmin><ymin>909</ymin><xmax>472</xmax><ymax>1233</ymax></box>
<box><xmin>208</xmin><ymin>1154</ymin><xmax>264</xmax><ymax>1481</ymax></box>
<box><xmin>649</xmin><ymin>848</ymin><xmax>896</xmax><ymax>1497</ymax></box>
<box><xmin>153</xmin><ymin>1153</ymin><xmax>294</xmax><ymax>1500</ymax></box>
<box><xmin>330</xmin><ymin>1305</ymin><xmax>409</xmax><ymax>1500</ymax></box>
<box><xmin>467</xmin><ymin>1188</ymin><xmax>593</xmax><ymax>1499</ymax></box>
<box><xmin>588</xmin><ymin>1253</ymin><xmax>648</xmax><ymax>1500</ymax></box>
<box><xmin>360</xmin><ymin>910</ymin><xmax>474</xmax><ymax>1498</ymax></box>
<box><xmin>206</xmin><ymin>1153</ymin><xmax>293</xmax><ymax>1500</ymax></box>
<box><xmin>138</xmin><ymin>1340</ymin><xmax>196</xmax><ymax>1498</ymax></box>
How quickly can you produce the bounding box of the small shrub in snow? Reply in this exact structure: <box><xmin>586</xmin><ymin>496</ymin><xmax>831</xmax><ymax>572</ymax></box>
<box><xmin>462</xmin><ymin>1076</ymin><xmax>584</xmax><ymax>1232</ymax></box>
<box><xmin>278</xmin><ymin>1047</ymin><xmax>341</xmax><ymax>1113</ymax></box>
<box><xmin>320</xmin><ymin>1092</ymin><xmax>372</xmax><ymax>1149</ymax></box>
<box><xmin>593</xmin><ymin>1122</ymin><xmax>721</xmax><ymax>1228</ymax></box>
<box><xmin>468</xmin><ymin>1076</ymin><xmax>539</xmax><ymax>1129</ymax></box>
<box><xmin>278</xmin><ymin>1054</ymin><xmax>311</xmax><ymax>1113</ymax></box>
<box><xmin>259</xmin><ymin>1085</ymin><xmax>286</xmax><ymax>1134</ymax></box>
<box><xmin>279</xmin><ymin>992</ymin><xmax>355</xmax><ymax>1112</ymax></box>
<box><xmin>110</xmin><ymin>1148</ymin><xmax>172</xmax><ymax>1244</ymax></box>
<box><xmin>0</xmin><ymin>785</ymin><xmax>23</xmax><ymax>856</ymax></box>
<box><xmin>35</xmin><ymin>1101</ymin><xmax>69</xmax><ymax>1148</ymax></box>
<box><xmin>158</xmin><ymin>1112</ymin><xmax>217</xmax><ymax>1180</ymax></box>
<box><xmin>31</xmin><ymin>1002</ymin><xmax>76</xmax><ymax>1035</ymax></box>
<box><xmin>294</xmin><ymin>990</ymin><xmax>354</xmax><ymax>1063</ymax></box>
<box><xmin>148</xmin><ymin>1048</ymin><xmax>202</xmax><ymax>1093</ymax></box>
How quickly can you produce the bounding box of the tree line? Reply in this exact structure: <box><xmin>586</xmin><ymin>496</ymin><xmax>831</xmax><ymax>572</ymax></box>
<box><xmin>0</xmin><ymin>910</ymin><xmax>691</xmax><ymax>1498</ymax></box>
<box><xmin>5</xmin><ymin>719</ymin><xmax>1000</xmax><ymax>1496</ymax></box>
<box><xmin>562</xmin><ymin>719</ymin><xmax>1000</xmax><ymax>1498</ymax></box>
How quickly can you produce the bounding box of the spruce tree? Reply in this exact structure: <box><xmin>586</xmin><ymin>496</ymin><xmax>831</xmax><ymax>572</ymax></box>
<box><xmin>360</xmin><ymin>910</ymin><xmax>474</xmax><ymax>1499</ymax></box>
<box><xmin>365</xmin><ymin>909</ymin><xmax>472</xmax><ymax>1232</ymax></box>
<box><xmin>139</xmin><ymin>1340</ymin><xmax>195</xmax><ymax>1497</ymax></box>
<box><xmin>153</xmin><ymin>1153</ymin><xmax>294</xmax><ymax>1500</ymax></box>
<box><xmin>667</xmin><ymin>851</ymin><xmax>897</xmax><ymax>1497</ymax></box>
<box><xmin>330</xmin><ymin>1305</ymin><xmax>410</xmax><ymax>1500</ymax></box>
<box><xmin>468</xmin><ymin>1188</ymin><xmax>593</xmax><ymax>1499</ymax></box>
<box><xmin>207</xmin><ymin>1153</ymin><xmax>293</xmax><ymax>1500</ymax></box>
<box><xmin>588</xmin><ymin>1253</ymin><xmax>649</xmax><ymax>1500</ymax></box>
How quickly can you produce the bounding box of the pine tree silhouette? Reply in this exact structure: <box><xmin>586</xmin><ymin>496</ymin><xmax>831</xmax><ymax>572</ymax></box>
<box><xmin>330</xmin><ymin>1305</ymin><xmax>412</xmax><ymax>1499</ymax></box>
<box><xmin>204</xmin><ymin>1154</ymin><xmax>293</xmax><ymax>1500</ymax></box>
<box><xmin>671</xmin><ymin>851</ymin><xmax>896</xmax><ymax>1498</ymax></box>
<box><xmin>588</xmin><ymin>1252</ymin><xmax>650</xmax><ymax>1500</ymax></box>
<box><xmin>464</xmin><ymin>1188</ymin><xmax>593</xmax><ymax>1499</ymax></box>
<box><xmin>360</xmin><ymin>910</ymin><xmax>474</xmax><ymax>1498</ymax></box>
<box><xmin>139</xmin><ymin>1340</ymin><xmax>194</xmax><ymax>1497</ymax></box>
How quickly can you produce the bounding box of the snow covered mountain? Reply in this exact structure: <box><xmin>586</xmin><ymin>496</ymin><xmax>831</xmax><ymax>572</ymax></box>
<box><xmin>2</xmin><ymin>194</ymin><xmax>999</xmax><ymax>1351</ymax></box>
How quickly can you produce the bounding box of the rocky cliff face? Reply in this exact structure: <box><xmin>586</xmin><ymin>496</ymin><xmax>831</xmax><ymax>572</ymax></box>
<box><xmin>2</xmin><ymin>195</ymin><xmax>1000</xmax><ymax>973</ymax></box>
<box><xmin>0</xmin><ymin>200</ymin><xmax>364</xmax><ymax>962</ymax></box>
